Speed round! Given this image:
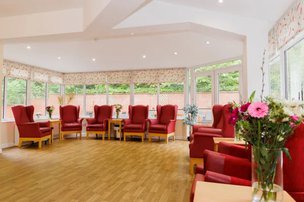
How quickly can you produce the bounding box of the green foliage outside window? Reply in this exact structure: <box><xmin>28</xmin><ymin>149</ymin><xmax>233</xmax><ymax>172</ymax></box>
<box><xmin>135</xmin><ymin>83</ymin><xmax>157</xmax><ymax>94</ymax></box>
<box><xmin>219</xmin><ymin>71</ymin><xmax>239</xmax><ymax>91</ymax></box>
<box><xmin>108</xmin><ymin>84</ymin><xmax>130</xmax><ymax>94</ymax></box>
<box><xmin>196</xmin><ymin>59</ymin><xmax>241</xmax><ymax>72</ymax></box>
<box><xmin>160</xmin><ymin>82</ymin><xmax>184</xmax><ymax>93</ymax></box>
<box><xmin>196</xmin><ymin>77</ymin><xmax>212</xmax><ymax>92</ymax></box>
<box><xmin>49</xmin><ymin>84</ymin><xmax>60</xmax><ymax>94</ymax></box>
<box><xmin>86</xmin><ymin>84</ymin><xmax>106</xmax><ymax>94</ymax></box>
<box><xmin>6</xmin><ymin>78</ymin><xmax>26</xmax><ymax>105</ymax></box>
<box><xmin>65</xmin><ymin>85</ymin><xmax>84</xmax><ymax>94</ymax></box>
<box><xmin>31</xmin><ymin>81</ymin><xmax>46</xmax><ymax>99</ymax></box>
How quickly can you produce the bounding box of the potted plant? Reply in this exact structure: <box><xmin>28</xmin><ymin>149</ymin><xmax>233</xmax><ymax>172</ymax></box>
<box><xmin>46</xmin><ymin>106</ymin><xmax>55</xmax><ymax>119</ymax></box>
<box><xmin>183</xmin><ymin>104</ymin><xmax>198</xmax><ymax>141</ymax></box>
<box><xmin>114</xmin><ymin>104</ymin><xmax>123</xmax><ymax>119</ymax></box>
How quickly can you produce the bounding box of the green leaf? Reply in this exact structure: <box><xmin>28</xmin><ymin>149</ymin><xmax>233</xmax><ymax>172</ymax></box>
<box><xmin>282</xmin><ymin>147</ymin><xmax>292</xmax><ymax>160</ymax></box>
<box><xmin>249</xmin><ymin>91</ymin><xmax>256</xmax><ymax>102</ymax></box>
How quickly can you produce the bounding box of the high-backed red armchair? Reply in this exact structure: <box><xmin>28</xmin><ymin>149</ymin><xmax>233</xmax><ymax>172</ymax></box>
<box><xmin>60</xmin><ymin>105</ymin><xmax>83</xmax><ymax>140</ymax></box>
<box><xmin>123</xmin><ymin>105</ymin><xmax>149</xmax><ymax>142</ymax></box>
<box><xmin>12</xmin><ymin>105</ymin><xmax>52</xmax><ymax>149</ymax></box>
<box><xmin>148</xmin><ymin>105</ymin><xmax>178</xmax><ymax>143</ymax></box>
<box><xmin>86</xmin><ymin>105</ymin><xmax>113</xmax><ymax>140</ymax></box>
<box><xmin>189</xmin><ymin>104</ymin><xmax>234</xmax><ymax>174</ymax></box>
<box><xmin>190</xmin><ymin>105</ymin><xmax>224</xmax><ymax>141</ymax></box>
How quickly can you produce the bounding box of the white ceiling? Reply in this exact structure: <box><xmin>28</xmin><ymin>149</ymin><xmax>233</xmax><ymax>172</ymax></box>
<box><xmin>1</xmin><ymin>0</ymin><xmax>296</xmax><ymax>73</ymax></box>
<box><xmin>160</xmin><ymin>0</ymin><xmax>295</xmax><ymax>22</ymax></box>
<box><xmin>0</xmin><ymin>0</ymin><xmax>84</xmax><ymax>17</ymax></box>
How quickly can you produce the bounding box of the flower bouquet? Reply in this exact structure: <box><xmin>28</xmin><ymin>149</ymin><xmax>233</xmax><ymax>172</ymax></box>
<box><xmin>114</xmin><ymin>104</ymin><xmax>123</xmax><ymax>119</ymax></box>
<box><xmin>230</xmin><ymin>92</ymin><xmax>303</xmax><ymax>201</ymax></box>
<box><xmin>46</xmin><ymin>106</ymin><xmax>55</xmax><ymax>119</ymax></box>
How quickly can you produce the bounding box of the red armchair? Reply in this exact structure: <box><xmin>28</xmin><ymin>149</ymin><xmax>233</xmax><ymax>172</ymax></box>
<box><xmin>60</xmin><ymin>105</ymin><xmax>83</xmax><ymax>140</ymax></box>
<box><xmin>189</xmin><ymin>104</ymin><xmax>234</xmax><ymax>174</ymax></box>
<box><xmin>190</xmin><ymin>105</ymin><xmax>224</xmax><ymax>141</ymax></box>
<box><xmin>123</xmin><ymin>105</ymin><xmax>149</xmax><ymax>142</ymax></box>
<box><xmin>148</xmin><ymin>105</ymin><xmax>178</xmax><ymax>143</ymax></box>
<box><xmin>86</xmin><ymin>105</ymin><xmax>113</xmax><ymax>140</ymax></box>
<box><xmin>12</xmin><ymin>105</ymin><xmax>52</xmax><ymax>149</ymax></box>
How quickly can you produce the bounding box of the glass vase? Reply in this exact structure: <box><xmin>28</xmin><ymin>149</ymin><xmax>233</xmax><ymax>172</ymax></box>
<box><xmin>252</xmin><ymin>147</ymin><xmax>283</xmax><ymax>202</ymax></box>
<box><xmin>48</xmin><ymin>112</ymin><xmax>52</xmax><ymax>120</ymax></box>
<box><xmin>116</xmin><ymin>111</ymin><xmax>119</xmax><ymax>119</ymax></box>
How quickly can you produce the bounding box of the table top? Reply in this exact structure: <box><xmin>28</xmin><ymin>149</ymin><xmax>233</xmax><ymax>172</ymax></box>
<box><xmin>108</xmin><ymin>119</ymin><xmax>124</xmax><ymax>123</ymax></box>
<box><xmin>213</xmin><ymin>137</ymin><xmax>245</xmax><ymax>145</ymax></box>
<box><xmin>194</xmin><ymin>181</ymin><xmax>295</xmax><ymax>202</ymax></box>
<box><xmin>49</xmin><ymin>119</ymin><xmax>60</xmax><ymax>123</ymax></box>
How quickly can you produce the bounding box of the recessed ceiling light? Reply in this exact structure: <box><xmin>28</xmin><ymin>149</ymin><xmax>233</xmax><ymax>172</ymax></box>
<box><xmin>142</xmin><ymin>55</ymin><xmax>147</xmax><ymax>59</ymax></box>
<box><xmin>205</xmin><ymin>41</ymin><xmax>211</xmax><ymax>45</ymax></box>
<box><xmin>174</xmin><ymin>52</ymin><xmax>178</xmax><ymax>55</ymax></box>
<box><xmin>218</xmin><ymin>0</ymin><xmax>223</xmax><ymax>3</ymax></box>
<box><xmin>130</xmin><ymin>32</ymin><xmax>135</xmax><ymax>36</ymax></box>
<box><xmin>57</xmin><ymin>56</ymin><xmax>61</xmax><ymax>60</ymax></box>
<box><xmin>26</xmin><ymin>45</ymin><xmax>31</xmax><ymax>50</ymax></box>
<box><xmin>92</xmin><ymin>58</ymin><xmax>96</xmax><ymax>62</ymax></box>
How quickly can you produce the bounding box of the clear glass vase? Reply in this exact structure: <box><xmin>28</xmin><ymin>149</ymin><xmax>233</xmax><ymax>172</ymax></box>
<box><xmin>252</xmin><ymin>147</ymin><xmax>283</xmax><ymax>202</ymax></box>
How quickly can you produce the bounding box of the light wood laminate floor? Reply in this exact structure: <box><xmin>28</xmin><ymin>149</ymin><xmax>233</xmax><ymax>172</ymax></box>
<box><xmin>0</xmin><ymin>138</ymin><xmax>192</xmax><ymax>202</ymax></box>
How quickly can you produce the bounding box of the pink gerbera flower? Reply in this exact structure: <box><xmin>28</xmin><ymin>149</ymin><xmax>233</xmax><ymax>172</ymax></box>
<box><xmin>247</xmin><ymin>102</ymin><xmax>269</xmax><ymax>118</ymax></box>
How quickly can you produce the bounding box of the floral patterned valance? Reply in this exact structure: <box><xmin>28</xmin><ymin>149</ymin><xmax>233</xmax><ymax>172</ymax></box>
<box><xmin>106</xmin><ymin>71</ymin><xmax>132</xmax><ymax>84</ymax></box>
<box><xmin>269</xmin><ymin>0</ymin><xmax>304</xmax><ymax>57</ymax></box>
<box><xmin>64</xmin><ymin>72</ymin><xmax>107</xmax><ymax>85</ymax></box>
<box><xmin>3</xmin><ymin>60</ymin><xmax>64</xmax><ymax>84</ymax></box>
<box><xmin>132</xmin><ymin>68</ymin><xmax>185</xmax><ymax>84</ymax></box>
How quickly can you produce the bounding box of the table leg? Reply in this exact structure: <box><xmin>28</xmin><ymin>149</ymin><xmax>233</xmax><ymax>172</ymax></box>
<box><xmin>108</xmin><ymin>121</ymin><xmax>111</xmax><ymax>140</ymax></box>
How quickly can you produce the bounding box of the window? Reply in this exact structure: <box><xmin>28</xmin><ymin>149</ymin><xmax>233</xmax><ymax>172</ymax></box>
<box><xmin>159</xmin><ymin>82</ymin><xmax>184</xmax><ymax>117</ymax></box>
<box><xmin>196</xmin><ymin>75</ymin><xmax>212</xmax><ymax>123</ymax></box>
<box><xmin>269</xmin><ymin>57</ymin><xmax>281</xmax><ymax>98</ymax></box>
<box><xmin>194</xmin><ymin>59</ymin><xmax>242</xmax><ymax>123</ymax></box>
<box><xmin>65</xmin><ymin>85</ymin><xmax>84</xmax><ymax>115</ymax></box>
<box><xmin>134</xmin><ymin>83</ymin><xmax>158</xmax><ymax>116</ymax></box>
<box><xmin>286</xmin><ymin>39</ymin><xmax>304</xmax><ymax>100</ymax></box>
<box><xmin>48</xmin><ymin>84</ymin><xmax>61</xmax><ymax>117</ymax></box>
<box><xmin>218</xmin><ymin>71</ymin><xmax>240</xmax><ymax>104</ymax></box>
<box><xmin>108</xmin><ymin>84</ymin><xmax>130</xmax><ymax>117</ymax></box>
<box><xmin>85</xmin><ymin>84</ymin><xmax>107</xmax><ymax>116</ymax></box>
<box><xmin>4</xmin><ymin>78</ymin><xmax>27</xmax><ymax>119</ymax></box>
<box><xmin>31</xmin><ymin>81</ymin><xmax>46</xmax><ymax>117</ymax></box>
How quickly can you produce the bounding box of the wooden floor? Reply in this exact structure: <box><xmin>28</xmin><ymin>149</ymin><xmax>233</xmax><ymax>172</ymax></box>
<box><xmin>0</xmin><ymin>138</ymin><xmax>192</xmax><ymax>202</ymax></box>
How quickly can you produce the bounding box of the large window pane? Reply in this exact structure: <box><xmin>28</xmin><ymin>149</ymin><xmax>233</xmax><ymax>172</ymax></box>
<box><xmin>159</xmin><ymin>82</ymin><xmax>184</xmax><ymax>118</ymax></box>
<box><xmin>5</xmin><ymin>78</ymin><xmax>27</xmax><ymax>119</ymax></box>
<box><xmin>48</xmin><ymin>84</ymin><xmax>61</xmax><ymax>117</ymax></box>
<box><xmin>134</xmin><ymin>83</ymin><xmax>157</xmax><ymax>116</ymax></box>
<box><xmin>196</xmin><ymin>76</ymin><xmax>212</xmax><ymax>123</ymax></box>
<box><xmin>65</xmin><ymin>85</ymin><xmax>84</xmax><ymax>115</ymax></box>
<box><xmin>218</xmin><ymin>71</ymin><xmax>240</xmax><ymax>105</ymax></box>
<box><xmin>286</xmin><ymin>39</ymin><xmax>304</xmax><ymax>100</ymax></box>
<box><xmin>269</xmin><ymin>57</ymin><xmax>281</xmax><ymax>98</ymax></box>
<box><xmin>86</xmin><ymin>84</ymin><xmax>107</xmax><ymax>116</ymax></box>
<box><xmin>31</xmin><ymin>81</ymin><xmax>46</xmax><ymax>117</ymax></box>
<box><xmin>108</xmin><ymin>84</ymin><xmax>130</xmax><ymax>118</ymax></box>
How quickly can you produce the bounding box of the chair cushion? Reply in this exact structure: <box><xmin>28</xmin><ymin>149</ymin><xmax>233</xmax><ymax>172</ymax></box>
<box><xmin>132</xmin><ymin>106</ymin><xmax>147</xmax><ymax>124</ymax></box>
<box><xmin>86</xmin><ymin>124</ymin><xmax>105</xmax><ymax>131</ymax></box>
<box><xmin>149</xmin><ymin>124</ymin><xmax>167</xmax><ymax>133</ymax></box>
<box><xmin>160</xmin><ymin>106</ymin><xmax>175</xmax><ymax>124</ymax></box>
<box><xmin>124</xmin><ymin>124</ymin><xmax>144</xmax><ymax>132</ymax></box>
<box><xmin>61</xmin><ymin>122</ymin><xmax>82</xmax><ymax>131</ymax></box>
<box><xmin>39</xmin><ymin>127</ymin><xmax>52</xmax><ymax>135</ymax></box>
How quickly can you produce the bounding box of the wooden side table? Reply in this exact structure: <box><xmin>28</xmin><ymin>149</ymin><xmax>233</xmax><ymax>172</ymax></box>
<box><xmin>108</xmin><ymin>119</ymin><xmax>123</xmax><ymax>140</ymax></box>
<box><xmin>49</xmin><ymin>119</ymin><xmax>61</xmax><ymax>142</ymax></box>
<box><xmin>213</xmin><ymin>137</ymin><xmax>245</xmax><ymax>152</ymax></box>
<box><xmin>194</xmin><ymin>181</ymin><xmax>295</xmax><ymax>202</ymax></box>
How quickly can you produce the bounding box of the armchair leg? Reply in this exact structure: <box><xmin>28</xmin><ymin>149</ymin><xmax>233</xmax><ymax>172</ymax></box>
<box><xmin>142</xmin><ymin>135</ymin><xmax>144</xmax><ymax>142</ymax></box>
<box><xmin>18</xmin><ymin>140</ymin><xmax>23</xmax><ymax>148</ymax></box>
<box><xmin>166</xmin><ymin>137</ymin><xmax>169</xmax><ymax>144</ymax></box>
<box><xmin>86</xmin><ymin>132</ymin><xmax>89</xmax><ymax>139</ymax></box>
<box><xmin>80</xmin><ymin>133</ymin><xmax>82</xmax><ymax>139</ymax></box>
<box><xmin>124</xmin><ymin>135</ymin><xmax>126</xmax><ymax>141</ymax></box>
<box><xmin>38</xmin><ymin>141</ymin><xmax>42</xmax><ymax>149</ymax></box>
<box><xmin>149</xmin><ymin>137</ymin><xmax>151</xmax><ymax>142</ymax></box>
